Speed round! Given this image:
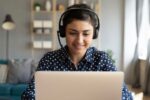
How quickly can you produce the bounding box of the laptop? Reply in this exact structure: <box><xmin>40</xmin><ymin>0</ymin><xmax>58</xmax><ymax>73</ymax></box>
<box><xmin>35</xmin><ymin>71</ymin><xmax>124</xmax><ymax>100</ymax></box>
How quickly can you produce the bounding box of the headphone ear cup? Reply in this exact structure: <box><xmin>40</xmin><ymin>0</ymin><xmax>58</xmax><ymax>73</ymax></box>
<box><xmin>93</xmin><ymin>28</ymin><xmax>98</xmax><ymax>39</ymax></box>
<box><xmin>59</xmin><ymin>25</ymin><xmax>65</xmax><ymax>37</ymax></box>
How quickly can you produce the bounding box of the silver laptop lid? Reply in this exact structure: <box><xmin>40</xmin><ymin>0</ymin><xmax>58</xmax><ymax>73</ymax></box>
<box><xmin>35</xmin><ymin>71</ymin><xmax>124</xmax><ymax>100</ymax></box>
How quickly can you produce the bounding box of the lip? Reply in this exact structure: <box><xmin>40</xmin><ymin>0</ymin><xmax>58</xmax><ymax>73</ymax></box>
<box><xmin>74</xmin><ymin>44</ymin><xmax>84</xmax><ymax>49</ymax></box>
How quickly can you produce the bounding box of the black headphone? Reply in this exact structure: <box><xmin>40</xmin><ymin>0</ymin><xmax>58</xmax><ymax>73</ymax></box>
<box><xmin>57</xmin><ymin>6</ymin><xmax>100</xmax><ymax>39</ymax></box>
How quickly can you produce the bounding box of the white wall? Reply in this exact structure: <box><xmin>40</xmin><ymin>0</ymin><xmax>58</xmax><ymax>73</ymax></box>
<box><xmin>100</xmin><ymin>0</ymin><xmax>124</xmax><ymax>70</ymax></box>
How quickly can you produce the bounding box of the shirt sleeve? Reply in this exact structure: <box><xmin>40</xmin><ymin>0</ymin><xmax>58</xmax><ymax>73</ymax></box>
<box><xmin>21</xmin><ymin>77</ymin><xmax>35</xmax><ymax>100</ymax></box>
<box><xmin>122</xmin><ymin>83</ymin><xmax>133</xmax><ymax>100</ymax></box>
<box><xmin>99</xmin><ymin>52</ymin><xmax>133</xmax><ymax>100</ymax></box>
<box><xmin>99</xmin><ymin>51</ymin><xmax>117</xmax><ymax>71</ymax></box>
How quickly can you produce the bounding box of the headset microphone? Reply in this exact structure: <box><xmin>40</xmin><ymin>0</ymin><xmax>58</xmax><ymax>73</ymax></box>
<box><xmin>57</xmin><ymin>31</ymin><xmax>63</xmax><ymax>48</ymax></box>
<box><xmin>57</xmin><ymin>30</ymin><xmax>69</xmax><ymax>57</ymax></box>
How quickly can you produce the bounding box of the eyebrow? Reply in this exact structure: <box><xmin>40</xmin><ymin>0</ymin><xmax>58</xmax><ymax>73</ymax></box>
<box><xmin>68</xmin><ymin>28</ymin><xmax>90</xmax><ymax>33</ymax></box>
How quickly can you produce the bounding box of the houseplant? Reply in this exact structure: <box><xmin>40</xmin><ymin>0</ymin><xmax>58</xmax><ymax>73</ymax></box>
<box><xmin>106</xmin><ymin>49</ymin><xmax>116</xmax><ymax>65</ymax></box>
<box><xmin>34</xmin><ymin>2</ymin><xmax>41</xmax><ymax>11</ymax></box>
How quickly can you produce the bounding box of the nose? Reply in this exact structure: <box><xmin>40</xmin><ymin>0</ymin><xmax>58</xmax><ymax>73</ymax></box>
<box><xmin>76</xmin><ymin>34</ymin><xmax>83</xmax><ymax>44</ymax></box>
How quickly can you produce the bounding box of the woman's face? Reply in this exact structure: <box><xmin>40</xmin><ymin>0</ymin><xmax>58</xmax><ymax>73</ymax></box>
<box><xmin>66</xmin><ymin>20</ymin><xmax>94</xmax><ymax>56</ymax></box>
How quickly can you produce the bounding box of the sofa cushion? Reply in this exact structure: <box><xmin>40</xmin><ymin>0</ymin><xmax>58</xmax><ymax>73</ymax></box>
<box><xmin>0</xmin><ymin>65</ymin><xmax>8</xmax><ymax>83</ymax></box>
<box><xmin>0</xmin><ymin>96</ymin><xmax>20</xmax><ymax>100</ymax></box>
<box><xmin>0</xmin><ymin>96</ymin><xmax>12</xmax><ymax>100</ymax></box>
<box><xmin>0</xmin><ymin>60</ymin><xmax>8</xmax><ymax>64</ymax></box>
<box><xmin>0</xmin><ymin>83</ymin><xmax>12</xmax><ymax>96</ymax></box>
<box><xmin>11</xmin><ymin>84</ymin><xmax>28</xmax><ymax>96</ymax></box>
<box><xmin>9</xmin><ymin>96</ymin><xmax>21</xmax><ymax>100</ymax></box>
<box><xmin>7</xmin><ymin>59</ymin><xmax>33</xmax><ymax>84</ymax></box>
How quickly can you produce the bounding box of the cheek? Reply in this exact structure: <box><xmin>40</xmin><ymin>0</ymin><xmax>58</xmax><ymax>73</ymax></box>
<box><xmin>66</xmin><ymin>35</ymin><xmax>73</xmax><ymax>44</ymax></box>
<box><xmin>85</xmin><ymin>35</ymin><xmax>93</xmax><ymax>43</ymax></box>
<box><xmin>85</xmin><ymin>39</ymin><xmax>93</xmax><ymax>44</ymax></box>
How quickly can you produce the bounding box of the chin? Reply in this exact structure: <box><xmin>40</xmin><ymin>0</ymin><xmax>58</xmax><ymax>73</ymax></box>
<box><xmin>74</xmin><ymin>49</ymin><xmax>86</xmax><ymax>54</ymax></box>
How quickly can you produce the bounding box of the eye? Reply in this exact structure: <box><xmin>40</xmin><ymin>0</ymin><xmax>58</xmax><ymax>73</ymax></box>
<box><xmin>83</xmin><ymin>32</ymin><xmax>90</xmax><ymax>36</ymax></box>
<box><xmin>69</xmin><ymin>32</ymin><xmax>77</xmax><ymax>35</ymax></box>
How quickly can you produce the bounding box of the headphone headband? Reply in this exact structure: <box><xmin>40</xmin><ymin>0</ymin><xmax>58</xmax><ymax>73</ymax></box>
<box><xmin>59</xmin><ymin>7</ymin><xmax>100</xmax><ymax>31</ymax></box>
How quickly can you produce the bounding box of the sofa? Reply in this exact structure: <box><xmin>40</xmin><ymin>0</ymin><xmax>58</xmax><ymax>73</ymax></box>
<box><xmin>0</xmin><ymin>83</ymin><xmax>27</xmax><ymax>100</ymax></box>
<box><xmin>0</xmin><ymin>59</ymin><xmax>37</xmax><ymax>100</ymax></box>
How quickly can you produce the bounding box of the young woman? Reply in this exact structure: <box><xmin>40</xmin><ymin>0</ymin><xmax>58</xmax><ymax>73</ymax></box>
<box><xmin>22</xmin><ymin>4</ymin><xmax>133</xmax><ymax>100</ymax></box>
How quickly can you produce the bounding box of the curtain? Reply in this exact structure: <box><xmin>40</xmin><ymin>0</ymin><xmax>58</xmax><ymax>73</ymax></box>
<box><xmin>144</xmin><ymin>0</ymin><xmax>150</xmax><ymax>95</ymax></box>
<box><xmin>132</xmin><ymin>0</ymin><xmax>144</xmax><ymax>88</ymax></box>
<box><xmin>132</xmin><ymin>0</ymin><xmax>150</xmax><ymax>95</ymax></box>
<box><xmin>145</xmin><ymin>39</ymin><xmax>150</xmax><ymax>95</ymax></box>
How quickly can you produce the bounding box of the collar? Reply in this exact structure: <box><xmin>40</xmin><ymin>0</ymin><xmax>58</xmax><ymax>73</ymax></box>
<box><xmin>60</xmin><ymin>46</ymin><xmax>97</xmax><ymax>64</ymax></box>
<box><xmin>83</xmin><ymin>47</ymin><xmax>96</xmax><ymax>63</ymax></box>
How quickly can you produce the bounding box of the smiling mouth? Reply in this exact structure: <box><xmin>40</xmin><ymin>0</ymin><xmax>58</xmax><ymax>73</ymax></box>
<box><xmin>74</xmin><ymin>44</ymin><xmax>84</xmax><ymax>49</ymax></box>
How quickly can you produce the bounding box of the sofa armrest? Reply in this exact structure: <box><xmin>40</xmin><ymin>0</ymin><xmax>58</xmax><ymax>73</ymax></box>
<box><xmin>11</xmin><ymin>84</ymin><xmax>28</xmax><ymax>96</ymax></box>
<box><xmin>0</xmin><ymin>83</ymin><xmax>12</xmax><ymax>96</ymax></box>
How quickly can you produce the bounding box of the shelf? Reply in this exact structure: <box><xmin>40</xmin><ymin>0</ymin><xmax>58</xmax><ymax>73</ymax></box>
<box><xmin>33</xmin><ymin>10</ymin><xmax>53</xmax><ymax>13</ymax></box>
<box><xmin>31</xmin><ymin>0</ymin><xmax>55</xmax><ymax>51</ymax></box>
<box><xmin>32</xmin><ymin>41</ymin><xmax>52</xmax><ymax>49</ymax></box>
<box><xmin>33</xmin><ymin>10</ymin><xmax>65</xmax><ymax>13</ymax></box>
<box><xmin>32</xmin><ymin>32</ymin><xmax>51</xmax><ymax>35</ymax></box>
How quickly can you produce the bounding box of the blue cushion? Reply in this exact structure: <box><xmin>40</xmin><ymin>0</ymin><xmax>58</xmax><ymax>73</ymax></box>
<box><xmin>0</xmin><ymin>60</ymin><xmax>8</xmax><ymax>64</ymax></box>
<box><xmin>0</xmin><ymin>96</ymin><xmax>20</xmax><ymax>100</ymax></box>
<box><xmin>0</xmin><ymin>96</ymin><xmax>11</xmax><ymax>100</ymax></box>
<box><xmin>0</xmin><ymin>84</ymin><xmax>12</xmax><ymax>96</ymax></box>
<box><xmin>11</xmin><ymin>84</ymin><xmax>27</xmax><ymax>96</ymax></box>
<box><xmin>10</xmin><ymin>96</ymin><xmax>21</xmax><ymax>100</ymax></box>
